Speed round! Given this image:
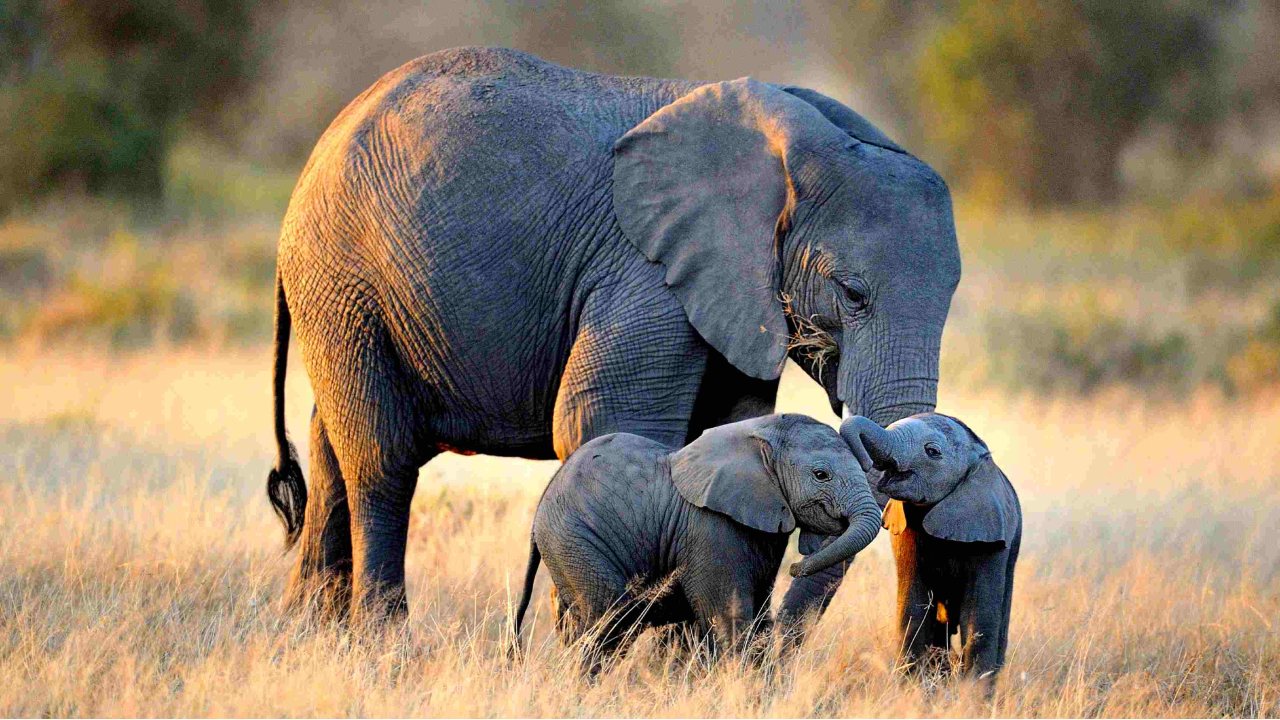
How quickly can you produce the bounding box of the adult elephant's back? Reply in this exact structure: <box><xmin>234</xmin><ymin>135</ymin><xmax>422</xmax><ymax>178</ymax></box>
<box><xmin>278</xmin><ymin>48</ymin><xmax>698</xmax><ymax>458</ymax></box>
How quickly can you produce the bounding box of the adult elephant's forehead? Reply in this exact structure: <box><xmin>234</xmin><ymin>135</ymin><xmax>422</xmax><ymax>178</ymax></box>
<box><xmin>834</xmin><ymin>143</ymin><xmax>949</xmax><ymax>203</ymax></box>
<box><xmin>807</xmin><ymin>164</ymin><xmax>959</xmax><ymax>270</ymax></box>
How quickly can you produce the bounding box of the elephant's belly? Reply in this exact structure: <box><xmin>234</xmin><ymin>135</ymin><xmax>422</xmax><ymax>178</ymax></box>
<box><xmin>430</xmin><ymin>426</ymin><xmax>558</xmax><ymax>460</ymax></box>
<box><xmin>377</xmin><ymin>292</ymin><xmax>573</xmax><ymax>460</ymax></box>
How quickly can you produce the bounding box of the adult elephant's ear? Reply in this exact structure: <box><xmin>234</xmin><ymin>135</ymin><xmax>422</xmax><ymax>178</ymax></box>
<box><xmin>669</xmin><ymin>419</ymin><xmax>795</xmax><ymax>534</ymax></box>
<box><xmin>922</xmin><ymin>457</ymin><xmax>1020</xmax><ymax>545</ymax></box>
<box><xmin>776</xmin><ymin>85</ymin><xmax>907</xmax><ymax>154</ymax></box>
<box><xmin>613</xmin><ymin>78</ymin><xmax>845</xmax><ymax>380</ymax></box>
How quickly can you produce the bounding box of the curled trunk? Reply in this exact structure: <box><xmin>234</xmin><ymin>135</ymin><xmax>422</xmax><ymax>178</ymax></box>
<box><xmin>839</xmin><ymin>414</ymin><xmax>898</xmax><ymax>471</ymax></box>
<box><xmin>789</xmin><ymin>497</ymin><xmax>882</xmax><ymax>578</ymax></box>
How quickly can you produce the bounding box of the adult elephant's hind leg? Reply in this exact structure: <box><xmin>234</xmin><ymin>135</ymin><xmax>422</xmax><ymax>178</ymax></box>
<box><xmin>347</xmin><ymin>465</ymin><xmax>422</xmax><ymax>625</ymax></box>
<box><xmin>307</xmin><ymin>317</ymin><xmax>433</xmax><ymax>626</ymax></box>
<box><xmin>284</xmin><ymin>409</ymin><xmax>353</xmax><ymax>619</ymax></box>
<box><xmin>340</xmin><ymin>413</ymin><xmax>432</xmax><ymax>626</ymax></box>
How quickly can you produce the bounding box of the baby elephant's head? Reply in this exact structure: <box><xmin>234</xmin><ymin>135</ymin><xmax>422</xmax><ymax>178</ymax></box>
<box><xmin>671</xmin><ymin>414</ymin><xmax>882</xmax><ymax>577</ymax></box>
<box><xmin>840</xmin><ymin>413</ymin><xmax>1018</xmax><ymax>545</ymax></box>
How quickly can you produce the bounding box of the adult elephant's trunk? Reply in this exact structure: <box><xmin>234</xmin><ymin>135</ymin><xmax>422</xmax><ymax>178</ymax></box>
<box><xmin>788</xmin><ymin>492</ymin><xmax>882</xmax><ymax>579</ymax></box>
<box><xmin>780</xmin><ymin>325</ymin><xmax>939</xmax><ymax>626</ymax></box>
<box><xmin>835</xmin><ymin>314</ymin><xmax>939</xmax><ymax>426</ymax></box>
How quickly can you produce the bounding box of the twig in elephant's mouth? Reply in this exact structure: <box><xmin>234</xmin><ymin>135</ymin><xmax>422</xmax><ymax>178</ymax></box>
<box><xmin>780</xmin><ymin>293</ymin><xmax>839</xmax><ymax>382</ymax></box>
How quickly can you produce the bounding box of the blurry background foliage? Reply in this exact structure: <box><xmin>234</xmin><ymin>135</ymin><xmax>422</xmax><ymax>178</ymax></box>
<box><xmin>0</xmin><ymin>0</ymin><xmax>1278</xmax><ymax>395</ymax></box>
<box><xmin>0</xmin><ymin>0</ymin><xmax>263</xmax><ymax>209</ymax></box>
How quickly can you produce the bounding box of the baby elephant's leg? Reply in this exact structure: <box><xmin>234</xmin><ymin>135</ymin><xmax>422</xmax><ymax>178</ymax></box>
<box><xmin>958</xmin><ymin>555</ymin><xmax>1010</xmax><ymax>686</ymax></box>
<box><xmin>894</xmin><ymin>535</ymin><xmax>951</xmax><ymax>675</ymax></box>
<box><xmin>686</xmin><ymin>581</ymin><xmax>762</xmax><ymax>661</ymax></box>
<box><xmin>557</xmin><ymin>569</ymin><xmax>646</xmax><ymax>676</ymax></box>
<box><xmin>899</xmin><ymin>582</ymin><xmax>951</xmax><ymax>675</ymax></box>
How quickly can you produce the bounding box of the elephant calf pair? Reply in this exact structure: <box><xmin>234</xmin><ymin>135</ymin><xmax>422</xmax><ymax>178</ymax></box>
<box><xmin>514</xmin><ymin>412</ymin><xmax>1021</xmax><ymax>684</ymax></box>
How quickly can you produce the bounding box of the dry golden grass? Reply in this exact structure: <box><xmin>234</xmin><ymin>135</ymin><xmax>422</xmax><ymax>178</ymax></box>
<box><xmin>1</xmin><ymin>352</ymin><xmax>1278</xmax><ymax>717</ymax></box>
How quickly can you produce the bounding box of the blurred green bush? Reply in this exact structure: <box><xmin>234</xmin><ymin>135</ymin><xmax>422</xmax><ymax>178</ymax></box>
<box><xmin>0</xmin><ymin>201</ymin><xmax>277</xmax><ymax>349</ymax></box>
<box><xmin>958</xmin><ymin>196</ymin><xmax>1280</xmax><ymax>396</ymax></box>
<box><xmin>983</xmin><ymin>304</ymin><xmax>1194</xmax><ymax>393</ymax></box>
<box><xmin>164</xmin><ymin>138</ymin><xmax>296</xmax><ymax>221</ymax></box>
<box><xmin>1224</xmin><ymin>301</ymin><xmax>1280</xmax><ymax>393</ymax></box>
<box><xmin>978</xmin><ymin>296</ymin><xmax>1280</xmax><ymax>397</ymax></box>
<box><xmin>0</xmin><ymin>0</ymin><xmax>263</xmax><ymax>212</ymax></box>
<box><xmin>915</xmin><ymin>0</ymin><xmax>1229</xmax><ymax>206</ymax></box>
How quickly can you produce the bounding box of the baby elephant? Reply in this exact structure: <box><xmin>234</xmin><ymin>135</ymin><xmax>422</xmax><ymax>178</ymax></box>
<box><xmin>513</xmin><ymin>414</ymin><xmax>882</xmax><ymax>663</ymax></box>
<box><xmin>842</xmin><ymin>413</ymin><xmax>1021</xmax><ymax>682</ymax></box>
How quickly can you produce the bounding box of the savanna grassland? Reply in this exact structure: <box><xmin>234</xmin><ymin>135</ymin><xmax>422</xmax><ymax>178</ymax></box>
<box><xmin>1</xmin><ymin>182</ymin><xmax>1279</xmax><ymax>716</ymax></box>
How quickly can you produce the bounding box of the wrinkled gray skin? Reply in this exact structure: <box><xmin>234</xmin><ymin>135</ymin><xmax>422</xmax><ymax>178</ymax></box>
<box><xmin>265</xmin><ymin>47</ymin><xmax>961</xmax><ymax>623</ymax></box>
<box><xmin>513</xmin><ymin>415</ymin><xmax>881</xmax><ymax>666</ymax></box>
<box><xmin>841</xmin><ymin>413</ymin><xmax>1021</xmax><ymax>684</ymax></box>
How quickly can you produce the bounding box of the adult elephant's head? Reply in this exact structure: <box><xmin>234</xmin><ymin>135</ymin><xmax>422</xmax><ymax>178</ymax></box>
<box><xmin>613</xmin><ymin>79</ymin><xmax>959</xmax><ymax>425</ymax></box>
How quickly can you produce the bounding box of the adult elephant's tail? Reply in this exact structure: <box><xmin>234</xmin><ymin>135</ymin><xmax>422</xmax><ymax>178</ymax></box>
<box><xmin>266</xmin><ymin>269</ymin><xmax>307</xmax><ymax>550</ymax></box>
<box><xmin>510</xmin><ymin>536</ymin><xmax>541</xmax><ymax>658</ymax></box>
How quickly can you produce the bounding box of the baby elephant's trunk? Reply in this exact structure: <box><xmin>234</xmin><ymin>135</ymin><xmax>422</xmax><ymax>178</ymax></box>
<box><xmin>789</xmin><ymin>496</ymin><xmax>882</xmax><ymax>578</ymax></box>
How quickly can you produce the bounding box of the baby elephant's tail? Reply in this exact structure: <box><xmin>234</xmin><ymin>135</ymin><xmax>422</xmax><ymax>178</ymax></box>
<box><xmin>510</xmin><ymin>536</ymin><xmax>541</xmax><ymax>659</ymax></box>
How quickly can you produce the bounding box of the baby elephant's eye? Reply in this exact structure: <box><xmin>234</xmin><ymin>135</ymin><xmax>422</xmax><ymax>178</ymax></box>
<box><xmin>812</xmin><ymin>468</ymin><xmax>831</xmax><ymax>482</ymax></box>
<box><xmin>924</xmin><ymin>443</ymin><xmax>943</xmax><ymax>459</ymax></box>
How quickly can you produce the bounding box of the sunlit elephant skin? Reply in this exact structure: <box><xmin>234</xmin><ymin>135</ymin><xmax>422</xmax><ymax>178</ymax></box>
<box><xmin>512</xmin><ymin>414</ymin><xmax>881</xmax><ymax>666</ymax></box>
<box><xmin>264</xmin><ymin>47</ymin><xmax>961</xmax><ymax>622</ymax></box>
<box><xmin>841</xmin><ymin>413</ymin><xmax>1021</xmax><ymax>685</ymax></box>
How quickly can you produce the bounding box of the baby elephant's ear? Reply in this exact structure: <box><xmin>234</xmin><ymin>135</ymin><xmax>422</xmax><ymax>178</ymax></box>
<box><xmin>669</xmin><ymin>422</ymin><xmax>796</xmax><ymax>534</ymax></box>
<box><xmin>922</xmin><ymin>457</ymin><xmax>1019</xmax><ymax>545</ymax></box>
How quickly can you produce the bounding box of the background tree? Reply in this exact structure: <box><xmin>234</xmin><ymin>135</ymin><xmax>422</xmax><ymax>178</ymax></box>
<box><xmin>1</xmin><ymin>0</ymin><xmax>1275</xmax><ymax>210</ymax></box>
<box><xmin>914</xmin><ymin>0</ymin><xmax>1232</xmax><ymax>205</ymax></box>
<box><xmin>0</xmin><ymin>0</ymin><xmax>262</xmax><ymax>210</ymax></box>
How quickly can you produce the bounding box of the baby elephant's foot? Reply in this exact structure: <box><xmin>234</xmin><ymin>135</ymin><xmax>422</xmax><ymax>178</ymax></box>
<box><xmin>897</xmin><ymin>647</ymin><xmax>954</xmax><ymax>686</ymax></box>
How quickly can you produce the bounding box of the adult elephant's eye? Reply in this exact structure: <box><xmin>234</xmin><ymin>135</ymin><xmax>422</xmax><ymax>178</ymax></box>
<box><xmin>812</xmin><ymin>468</ymin><xmax>831</xmax><ymax>482</ymax></box>
<box><xmin>843</xmin><ymin>279</ymin><xmax>870</xmax><ymax>312</ymax></box>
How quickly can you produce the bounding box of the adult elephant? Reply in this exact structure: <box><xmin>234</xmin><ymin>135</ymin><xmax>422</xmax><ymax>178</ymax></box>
<box><xmin>266</xmin><ymin>48</ymin><xmax>960</xmax><ymax>623</ymax></box>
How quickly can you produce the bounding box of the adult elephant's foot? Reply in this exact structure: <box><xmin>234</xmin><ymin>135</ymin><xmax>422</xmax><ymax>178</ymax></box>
<box><xmin>349</xmin><ymin>580</ymin><xmax>410</xmax><ymax>629</ymax></box>
<box><xmin>281</xmin><ymin>569</ymin><xmax>353</xmax><ymax>624</ymax></box>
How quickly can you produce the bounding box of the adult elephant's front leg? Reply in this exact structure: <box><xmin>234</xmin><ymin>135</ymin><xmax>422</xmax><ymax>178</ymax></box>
<box><xmin>684</xmin><ymin>350</ymin><xmax>779</xmax><ymax>442</ymax></box>
<box><xmin>551</xmin><ymin>284</ymin><xmax>708</xmax><ymax>456</ymax></box>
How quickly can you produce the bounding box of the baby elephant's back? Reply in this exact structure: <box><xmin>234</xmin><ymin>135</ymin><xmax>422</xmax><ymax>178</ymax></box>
<box><xmin>534</xmin><ymin>433</ymin><xmax>678</xmax><ymax>578</ymax></box>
